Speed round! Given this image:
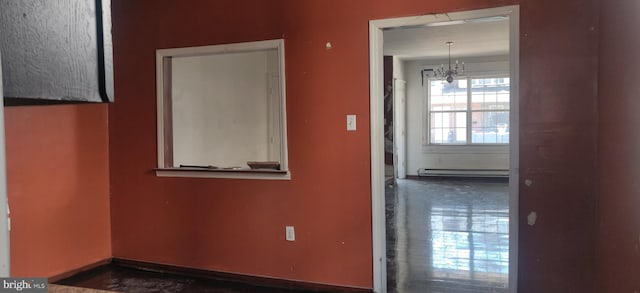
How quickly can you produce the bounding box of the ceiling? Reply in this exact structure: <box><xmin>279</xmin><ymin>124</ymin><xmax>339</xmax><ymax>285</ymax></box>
<box><xmin>383</xmin><ymin>18</ymin><xmax>509</xmax><ymax>61</ymax></box>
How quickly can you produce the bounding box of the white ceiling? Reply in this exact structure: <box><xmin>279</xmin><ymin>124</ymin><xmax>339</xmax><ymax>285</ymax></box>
<box><xmin>383</xmin><ymin>18</ymin><xmax>509</xmax><ymax>60</ymax></box>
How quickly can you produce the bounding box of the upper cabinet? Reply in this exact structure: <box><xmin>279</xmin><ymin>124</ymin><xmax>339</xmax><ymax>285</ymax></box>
<box><xmin>0</xmin><ymin>0</ymin><xmax>113</xmax><ymax>103</ymax></box>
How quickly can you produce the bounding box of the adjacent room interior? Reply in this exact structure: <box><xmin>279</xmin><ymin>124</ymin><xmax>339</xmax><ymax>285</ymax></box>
<box><xmin>381</xmin><ymin>13</ymin><xmax>512</xmax><ymax>293</ymax></box>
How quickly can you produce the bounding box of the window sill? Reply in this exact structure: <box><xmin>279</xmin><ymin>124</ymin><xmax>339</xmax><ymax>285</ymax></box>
<box><xmin>155</xmin><ymin>167</ymin><xmax>291</xmax><ymax>180</ymax></box>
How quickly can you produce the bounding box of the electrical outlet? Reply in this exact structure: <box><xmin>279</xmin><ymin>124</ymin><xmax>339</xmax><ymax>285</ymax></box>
<box><xmin>285</xmin><ymin>226</ymin><xmax>295</xmax><ymax>241</ymax></box>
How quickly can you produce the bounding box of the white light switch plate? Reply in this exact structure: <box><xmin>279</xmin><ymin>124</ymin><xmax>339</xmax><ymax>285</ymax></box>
<box><xmin>347</xmin><ymin>115</ymin><xmax>356</xmax><ymax>131</ymax></box>
<box><xmin>285</xmin><ymin>226</ymin><xmax>295</xmax><ymax>241</ymax></box>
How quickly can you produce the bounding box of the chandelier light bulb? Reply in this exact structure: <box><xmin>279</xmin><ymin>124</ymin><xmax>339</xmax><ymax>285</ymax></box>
<box><xmin>446</xmin><ymin>75</ymin><xmax>454</xmax><ymax>83</ymax></box>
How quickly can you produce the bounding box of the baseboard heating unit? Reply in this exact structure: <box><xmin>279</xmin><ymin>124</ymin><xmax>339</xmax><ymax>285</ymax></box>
<box><xmin>417</xmin><ymin>168</ymin><xmax>509</xmax><ymax>178</ymax></box>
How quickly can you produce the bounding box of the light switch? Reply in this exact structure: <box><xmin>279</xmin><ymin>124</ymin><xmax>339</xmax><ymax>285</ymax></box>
<box><xmin>347</xmin><ymin>115</ymin><xmax>356</xmax><ymax>131</ymax></box>
<box><xmin>286</xmin><ymin>226</ymin><xmax>295</xmax><ymax>241</ymax></box>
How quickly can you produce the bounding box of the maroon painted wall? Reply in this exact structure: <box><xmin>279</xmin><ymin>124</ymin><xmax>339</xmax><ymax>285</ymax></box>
<box><xmin>109</xmin><ymin>0</ymin><xmax>600</xmax><ymax>291</ymax></box>
<box><xmin>517</xmin><ymin>0</ymin><xmax>600</xmax><ymax>291</ymax></box>
<box><xmin>596</xmin><ymin>0</ymin><xmax>640</xmax><ymax>291</ymax></box>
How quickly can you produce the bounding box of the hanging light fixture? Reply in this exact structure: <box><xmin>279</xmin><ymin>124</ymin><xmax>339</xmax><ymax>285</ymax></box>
<box><xmin>435</xmin><ymin>41</ymin><xmax>464</xmax><ymax>83</ymax></box>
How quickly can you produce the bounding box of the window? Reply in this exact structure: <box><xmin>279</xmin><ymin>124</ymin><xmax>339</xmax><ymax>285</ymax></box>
<box><xmin>428</xmin><ymin>76</ymin><xmax>510</xmax><ymax>145</ymax></box>
<box><xmin>155</xmin><ymin>39</ymin><xmax>289</xmax><ymax>180</ymax></box>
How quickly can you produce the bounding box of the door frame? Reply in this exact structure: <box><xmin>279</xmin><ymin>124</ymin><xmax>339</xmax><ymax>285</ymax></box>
<box><xmin>393</xmin><ymin>78</ymin><xmax>407</xmax><ymax>179</ymax></box>
<box><xmin>369</xmin><ymin>6</ymin><xmax>520</xmax><ymax>292</ymax></box>
<box><xmin>0</xmin><ymin>50</ymin><xmax>10</xmax><ymax>277</ymax></box>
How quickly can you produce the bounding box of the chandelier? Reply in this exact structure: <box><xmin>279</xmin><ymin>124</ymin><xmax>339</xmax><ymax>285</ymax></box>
<box><xmin>435</xmin><ymin>41</ymin><xmax>464</xmax><ymax>83</ymax></box>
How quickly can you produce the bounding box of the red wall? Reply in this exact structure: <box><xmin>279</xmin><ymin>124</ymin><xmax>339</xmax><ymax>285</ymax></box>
<box><xmin>5</xmin><ymin>104</ymin><xmax>111</xmax><ymax>277</ymax></box>
<box><xmin>109</xmin><ymin>0</ymin><xmax>368</xmax><ymax>287</ymax></box>
<box><xmin>596</xmin><ymin>0</ymin><xmax>640</xmax><ymax>291</ymax></box>
<box><xmin>109</xmin><ymin>0</ymin><xmax>600</xmax><ymax>291</ymax></box>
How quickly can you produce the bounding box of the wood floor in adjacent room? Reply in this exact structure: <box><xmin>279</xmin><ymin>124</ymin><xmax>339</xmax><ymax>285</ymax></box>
<box><xmin>386</xmin><ymin>178</ymin><xmax>510</xmax><ymax>293</ymax></box>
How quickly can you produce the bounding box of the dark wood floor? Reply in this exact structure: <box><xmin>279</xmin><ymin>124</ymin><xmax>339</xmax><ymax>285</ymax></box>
<box><xmin>56</xmin><ymin>264</ymin><xmax>322</xmax><ymax>293</ymax></box>
<box><xmin>386</xmin><ymin>177</ymin><xmax>510</xmax><ymax>293</ymax></box>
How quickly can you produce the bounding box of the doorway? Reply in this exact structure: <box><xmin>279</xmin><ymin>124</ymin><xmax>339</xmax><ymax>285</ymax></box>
<box><xmin>369</xmin><ymin>6</ymin><xmax>519</xmax><ymax>293</ymax></box>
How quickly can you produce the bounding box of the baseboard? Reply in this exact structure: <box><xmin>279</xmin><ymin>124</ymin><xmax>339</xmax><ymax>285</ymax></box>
<box><xmin>417</xmin><ymin>168</ymin><xmax>509</xmax><ymax>178</ymax></box>
<box><xmin>112</xmin><ymin>258</ymin><xmax>372</xmax><ymax>293</ymax></box>
<box><xmin>48</xmin><ymin>258</ymin><xmax>112</xmax><ymax>283</ymax></box>
<box><xmin>406</xmin><ymin>174</ymin><xmax>509</xmax><ymax>182</ymax></box>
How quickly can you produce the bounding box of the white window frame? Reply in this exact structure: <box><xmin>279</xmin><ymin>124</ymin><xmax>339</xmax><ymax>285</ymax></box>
<box><xmin>155</xmin><ymin>39</ymin><xmax>290</xmax><ymax>180</ymax></box>
<box><xmin>426</xmin><ymin>73</ymin><xmax>510</xmax><ymax>146</ymax></box>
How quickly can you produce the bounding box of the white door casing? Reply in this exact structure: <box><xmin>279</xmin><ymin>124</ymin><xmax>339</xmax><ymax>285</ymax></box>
<box><xmin>0</xmin><ymin>49</ymin><xmax>10</xmax><ymax>277</ymax></box>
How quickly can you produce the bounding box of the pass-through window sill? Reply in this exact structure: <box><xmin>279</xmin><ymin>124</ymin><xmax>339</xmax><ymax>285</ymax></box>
<box><xmin>155</xmin><ymin>167</ymin><xmax>291</xmax><ymax>180</ymax></box>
